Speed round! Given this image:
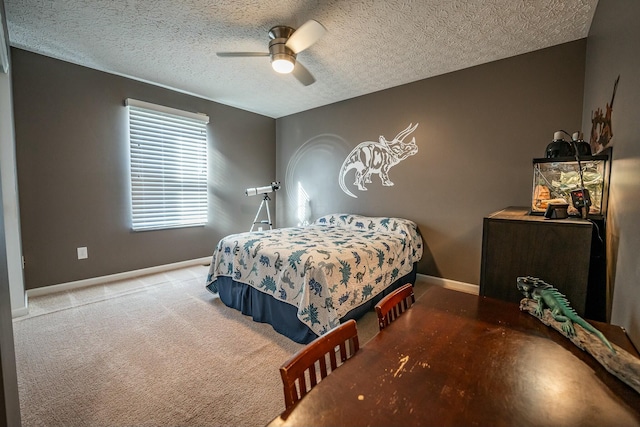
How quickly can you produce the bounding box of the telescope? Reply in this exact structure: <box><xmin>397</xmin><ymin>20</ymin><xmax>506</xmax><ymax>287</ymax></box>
<box><xmin>245</xmin><ymin>181</ymin><xmax>280</xmax><ymax>231</ymax></box>
<box><xmin>245</xmin><ymin>181</ymin><xmax>280</xmax><ymax>197</ymax></box>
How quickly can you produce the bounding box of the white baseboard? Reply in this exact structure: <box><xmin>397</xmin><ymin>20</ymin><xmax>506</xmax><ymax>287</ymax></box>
<box><xmin>12</xmin><ymin>299</ymin><xmax>29</xmax><ymax>318</ymax></box>
<box><xmin>26</xmin><ymin>256</ymin><xmax>212</xmax><ymax>299</ymax></box>
<box><xmin>417</xmin><ymin>273</ymin><xmax>479</xmax><ymax>295</ymax></box>
<box><xmin>18</xmin><ymin>261</ymin><xmax>473</xmax><ymax>315</ymax></box>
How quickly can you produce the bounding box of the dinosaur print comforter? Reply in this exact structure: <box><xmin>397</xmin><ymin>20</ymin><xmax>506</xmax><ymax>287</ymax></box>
<box><xmin>206</xmin><ymin>214</ymin><xmax>423</xmax><ymax>337</ymax></box>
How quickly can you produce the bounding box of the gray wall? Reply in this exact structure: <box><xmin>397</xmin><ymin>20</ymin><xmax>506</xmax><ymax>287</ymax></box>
<box><xmin>276</xmin><ymin>40</ymin><xmax>586</xmax><ymax>285</ymax></box>
<box><xmin>582</xmin><ymin>0</ymin><xmax>640</xmax><ymax>346</ymax></box>
<box><xmin>12</xmin><ymin>48</ymin><xmax>276</xmax><ymax>290</ymax></box>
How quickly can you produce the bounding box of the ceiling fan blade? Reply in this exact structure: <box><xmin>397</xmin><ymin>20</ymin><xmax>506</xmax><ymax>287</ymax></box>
<box><xmin>285</xmin><ymin>20</ymin><xmax>326</xmax><ymax>54</ymax></box>
<box><xmin>216</xmin><ymin>52</ymin><xmax>269</xmax><ymax>57</ymax></box>
<box><xmin>292</xmin><ymin>61</ymin><xmax>316</xmax><ymax>86</ymax></box>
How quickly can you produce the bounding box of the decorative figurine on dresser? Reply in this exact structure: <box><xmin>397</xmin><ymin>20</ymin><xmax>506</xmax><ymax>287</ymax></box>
<box><xmin>518</xmin><ymin>276</ymin><xmax>640</xmax><ymax>395</ymax></box>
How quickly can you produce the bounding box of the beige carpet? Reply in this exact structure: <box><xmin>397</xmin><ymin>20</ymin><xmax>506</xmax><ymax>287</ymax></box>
<box><xmin>12</xmin><ymin>265</ymin><xmax>430</xmax><ymax>426</ymax></box>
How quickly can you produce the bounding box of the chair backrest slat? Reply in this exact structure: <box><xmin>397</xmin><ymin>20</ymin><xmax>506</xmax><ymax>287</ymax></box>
<box><xmin>298</xmin><ymin>374</ymin><xmax>308</xmax><ymax>399</ymax></box>
<box><xmin>339</xmin><ymin>341</ymin><xmax>348</xmax><ymax>363</ymax></box>
<box><xmin>329</xmin><ymin>347</ymin><xmax>338</xmax><ymax>371</ymax></box>
<box><xmin>318</xmin><ymin>356</ymin><xmax>328</xmax><ymax>379</ymax></box>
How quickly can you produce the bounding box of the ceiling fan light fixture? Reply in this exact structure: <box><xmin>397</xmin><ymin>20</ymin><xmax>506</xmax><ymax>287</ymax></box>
<box><xmin>217</xmin><ymin>21</ymin><xmax>324</xmax><ymax>85</ymax></box>
<box><xmin>271</xmin><ymin>55</ymin><xmax>295</xmax><ymax>74</ymax></box>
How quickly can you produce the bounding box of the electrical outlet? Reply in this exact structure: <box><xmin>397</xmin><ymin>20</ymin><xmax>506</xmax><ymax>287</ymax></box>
<box><xmin>77</xmin><ymin>247</ymin><xmax>88</xmax><ymax>260</ymax></box>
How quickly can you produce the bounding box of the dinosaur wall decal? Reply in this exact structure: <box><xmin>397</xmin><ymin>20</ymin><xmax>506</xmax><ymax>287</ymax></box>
<box><xmin>338</xmin><ymin>123</ymin><xmax>419</xmax><ymax>198</ymax></box>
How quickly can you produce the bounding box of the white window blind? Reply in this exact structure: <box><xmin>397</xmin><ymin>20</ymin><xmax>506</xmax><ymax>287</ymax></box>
<box><xmin>126</xmin><ymin>99</ymin><xmax>209</xmax><ymax>231</ymax></box>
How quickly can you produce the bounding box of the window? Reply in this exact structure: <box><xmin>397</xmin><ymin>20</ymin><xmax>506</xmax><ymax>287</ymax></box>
<box><xmin>126</xmin><ymin>99</ymin><xmax>209</xmax><ymax>231</ymax></box>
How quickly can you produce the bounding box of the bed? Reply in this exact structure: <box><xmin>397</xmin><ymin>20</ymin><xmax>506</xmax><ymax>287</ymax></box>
<box><xmin>205</xmin><ymin>213</ymin><xmax>423</xmax><ymax>343</ymax></box>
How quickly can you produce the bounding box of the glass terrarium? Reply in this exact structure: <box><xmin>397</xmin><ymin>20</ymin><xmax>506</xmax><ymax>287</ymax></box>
<box><xmin>531</xmin><ymin>153</ymin><xmax>610</xmax><ymax>218</ymax></box>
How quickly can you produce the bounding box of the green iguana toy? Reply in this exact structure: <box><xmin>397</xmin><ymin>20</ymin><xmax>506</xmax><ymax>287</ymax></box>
<box><xmin>516</xmin><ymin>276</ymin><xmax>616</xmax><ymax>354</ymax></box>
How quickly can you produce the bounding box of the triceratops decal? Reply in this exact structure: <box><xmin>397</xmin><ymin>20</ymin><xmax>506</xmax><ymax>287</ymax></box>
<box><xmin>338</xmin><ymin>123</ymin><xmax>419</xmax><ymax>198</ymax></box>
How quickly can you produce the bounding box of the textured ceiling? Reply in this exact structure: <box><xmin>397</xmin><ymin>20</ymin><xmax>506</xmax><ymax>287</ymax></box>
<box><xmin>4</xmin><ymin>0</ymin><xmax>598</xmax><ymax>118</ymax></box>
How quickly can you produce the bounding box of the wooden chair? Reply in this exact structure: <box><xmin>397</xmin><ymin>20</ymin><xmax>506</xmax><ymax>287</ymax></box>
<box><xmin>279</xmin><ymin>319</ymin><xmax>360</xmax><ymax>410</ymax></box>
<box><xmin>375</xmin><ymin>283</ymin><xmax>415</xmax><ymax>331</ymax></box>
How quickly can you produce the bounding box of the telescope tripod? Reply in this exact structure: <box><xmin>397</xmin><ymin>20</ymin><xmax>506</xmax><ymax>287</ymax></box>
<box><xmin>250</xmin><ymin>194</ymin><xmax>273</xmax><ymax>232</ymax></box>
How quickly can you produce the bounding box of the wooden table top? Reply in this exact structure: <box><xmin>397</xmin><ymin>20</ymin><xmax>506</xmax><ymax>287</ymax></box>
<box><xmin>268</xmin><ymin>286</ymin><xmax>640</xmax><ymax>427</ymax></box>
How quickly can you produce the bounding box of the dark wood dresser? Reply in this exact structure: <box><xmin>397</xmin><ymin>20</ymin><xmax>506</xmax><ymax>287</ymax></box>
<box><xmin>480</xmin><ymin>206</ymin><xmax>606</xmax><ymax>320</ymax></box>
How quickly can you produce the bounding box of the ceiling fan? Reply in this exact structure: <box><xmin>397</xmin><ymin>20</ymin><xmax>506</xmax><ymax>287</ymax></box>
<box><xmin>216</xmin><ymin>20</ymin><xmax>326</xmax><ymax>86</ymax></box>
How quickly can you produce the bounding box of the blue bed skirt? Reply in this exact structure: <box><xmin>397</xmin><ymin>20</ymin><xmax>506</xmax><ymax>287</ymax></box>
<box><xmin>206</xmin><ymin>263</ymin><xmax>418</xmax><ymax>344</ymax></box>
